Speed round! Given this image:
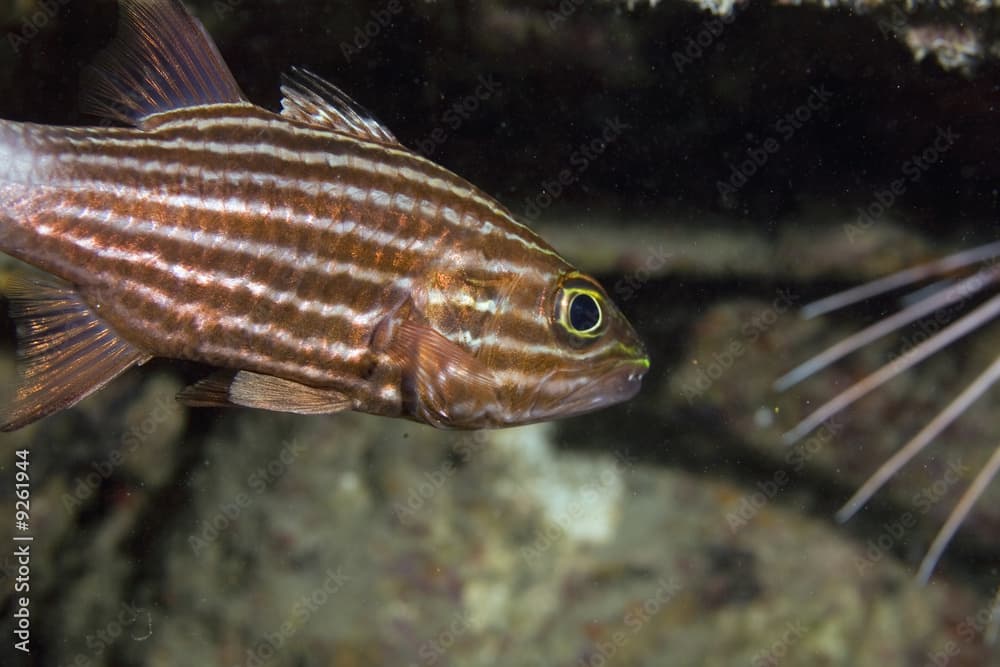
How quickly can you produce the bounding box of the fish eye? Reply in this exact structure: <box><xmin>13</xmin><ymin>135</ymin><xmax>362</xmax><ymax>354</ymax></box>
<box><xmin>556</xmin><ymin>278</ymin><xmax>607</xmax><ymax>340</ymax></box>
<box><xmin>569</xmin><ymin>292</ymin><xmax>601</xmax><ymax>333</ymax></box>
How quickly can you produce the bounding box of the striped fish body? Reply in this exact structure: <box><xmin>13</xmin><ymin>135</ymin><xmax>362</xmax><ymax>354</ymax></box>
<box><xmin>0</xmin><ymin>0</ymin><xmax>648</xmax><ymax>430</ymax></box>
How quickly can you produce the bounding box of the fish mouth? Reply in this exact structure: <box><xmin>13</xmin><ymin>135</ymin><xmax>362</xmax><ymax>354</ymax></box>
<box><xmin>528</xmin><ymin>357</ymin><xmax>649</xmax><ymax>421</ymax></box>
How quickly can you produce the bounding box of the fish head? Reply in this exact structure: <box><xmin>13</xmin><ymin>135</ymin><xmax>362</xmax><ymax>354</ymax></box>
<box><xmin>482</xmin><ymin>269</ymin><xmax>649</xmax><ymax>426</ymax></box>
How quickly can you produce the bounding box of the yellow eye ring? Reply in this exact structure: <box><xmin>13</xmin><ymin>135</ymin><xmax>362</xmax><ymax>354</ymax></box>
<box><xmin>560</xmin><ymin>287</ymin><xmax>604</xmax><ymax>337</ymax></box>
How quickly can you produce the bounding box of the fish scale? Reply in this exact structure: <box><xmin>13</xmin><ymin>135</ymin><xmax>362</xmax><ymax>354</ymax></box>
<box><xmin>0</xmin><ymin>0</ymin><xmax>648</xmax><ymax>431</ymax></box>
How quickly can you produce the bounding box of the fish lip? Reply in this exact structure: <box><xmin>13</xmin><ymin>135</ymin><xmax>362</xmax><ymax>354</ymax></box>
<box><xmin>594</xmin><ymin>358</ymin><xmax>648</xmax><ymax>404</ymax></box>
<box><xmin>528</xmin><ymin>358</ymin><xmax>648</xmax><ymax>420</ymax></box>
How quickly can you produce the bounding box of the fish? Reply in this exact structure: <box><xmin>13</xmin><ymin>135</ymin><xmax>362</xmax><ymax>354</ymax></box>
<box><xmin>0</xmin><ymin>0</ymin><xmax>648</xmax><ymax>431</ymax></box>
<box><xmin>776</xmin><ymin>240</ymin><xmax>1000</xmax><ymax>582</ymax></box>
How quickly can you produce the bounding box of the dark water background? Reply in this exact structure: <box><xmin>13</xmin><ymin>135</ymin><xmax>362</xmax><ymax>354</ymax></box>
<box><xmin>0</xmin><ymin>0</ymin><xmax>999</xmax><ymax>665</ymax></box>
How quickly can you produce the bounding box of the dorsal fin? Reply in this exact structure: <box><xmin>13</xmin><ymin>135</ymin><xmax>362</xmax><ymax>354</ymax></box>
<box><xmin>80</xmin><ymin>0</ymin><xmax>248</xmax><ymax>128</ymax></box>
<box><xmin>280</xmin><ymin>67</ymin><xmax>401</xmax><ymax>146</ymax></box>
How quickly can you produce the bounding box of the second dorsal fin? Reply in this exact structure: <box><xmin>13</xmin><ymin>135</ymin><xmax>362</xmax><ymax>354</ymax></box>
<box><xmin>80</xmin><ymin>0</ymin><xmax>249</xmax><ymax>128</ymax></box>
<box><xmin>280</xmin><ymin>67</ymin><xmax>401</xmax><ymax>146</ymax></box>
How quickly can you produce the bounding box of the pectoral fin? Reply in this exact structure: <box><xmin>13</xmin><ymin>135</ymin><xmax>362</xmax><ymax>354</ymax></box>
<box><xmin>178</xmin><ymin>370</ymin><xmax>352</xmax><ymax>415</ymax></box>
<box><xmin>1</xmin><ymin>275</ymin><xmax>151</xmax><ymax>431</ymax></box>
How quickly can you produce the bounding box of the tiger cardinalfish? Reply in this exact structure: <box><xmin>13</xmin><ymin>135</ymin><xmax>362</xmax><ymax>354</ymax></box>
<box><xmin>776</xmin><ymin>240</ymin><xmax>1000</xmax><ymax>582</ymax></box>
<box><xmin>0</xmin><ymin>0</ymin><xmax>648</xmax><ymax>431</ymax></box>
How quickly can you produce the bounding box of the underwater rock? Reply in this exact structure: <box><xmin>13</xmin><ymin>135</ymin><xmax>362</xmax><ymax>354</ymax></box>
<box><xmin>668</xmin><ymin>0</ymin><xmax>997</xmax><ymax>73</ymax></box>
<box><xmin>537</xmin><ymin>213</ymin><xmax>937</xmax><ymax>284</ymax></box>
<box><xmin>1</xmin><ymin>405</ymin><xmax>994</xmax><ymax>665</ymax></box>
<box><xmin>0</xmin><ymin>1</ymin><xmax>997</xmax><ymax>665</ymax></box>
<box><xmin>665</xmin><ymin>294</ymin><xmax>1000</xmax><ymax>566</ymax></box>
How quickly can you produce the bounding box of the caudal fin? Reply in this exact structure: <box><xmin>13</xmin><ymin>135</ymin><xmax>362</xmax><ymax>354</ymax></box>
<box><xmin>1</xmin><ymin>274</ymin><xmax>152</xmax><ymax>431</ymax></box>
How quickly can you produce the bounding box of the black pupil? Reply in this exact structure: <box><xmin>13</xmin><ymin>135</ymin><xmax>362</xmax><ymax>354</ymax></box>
<box><xmin>569</xmin><ymin>293</ymin><xmax>600</xmax><ymax>332</ymax></box>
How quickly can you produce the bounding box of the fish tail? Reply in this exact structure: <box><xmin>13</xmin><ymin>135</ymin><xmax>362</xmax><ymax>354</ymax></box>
<box><xmin>0</xmin><ymin>119</ymin><xmax>155</xmax><ymax>431</ymax></box>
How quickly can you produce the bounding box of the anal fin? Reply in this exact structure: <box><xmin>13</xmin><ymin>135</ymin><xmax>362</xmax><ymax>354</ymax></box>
<box><xmin>178</xmin><ymin>370</ymin><xmax>352</xmax><ymax>415</ymax></box>
<box><xmin>2</xmin><ymin>275</ymin><xmax>151</xmax><ymax>431</ymax></box>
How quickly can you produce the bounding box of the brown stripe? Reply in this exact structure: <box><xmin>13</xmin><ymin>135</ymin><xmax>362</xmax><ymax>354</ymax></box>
<box><xmin>32</xmin><ymin>105</ymin><xmax>562</xmax><ymax>258</ymax></box>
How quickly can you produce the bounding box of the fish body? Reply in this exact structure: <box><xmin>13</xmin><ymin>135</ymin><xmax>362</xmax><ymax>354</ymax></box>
<box><xmin>0</xmin><ymin>0</ymin><xmax>648</xmax><ymax>430</ymax></box>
